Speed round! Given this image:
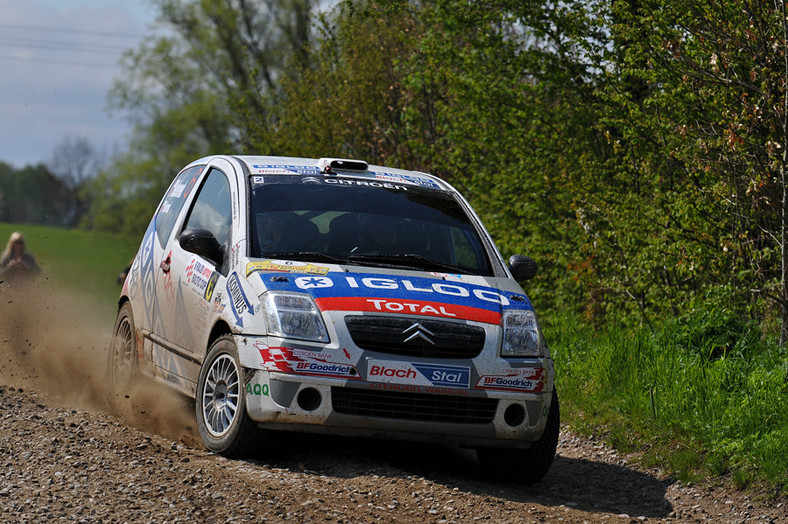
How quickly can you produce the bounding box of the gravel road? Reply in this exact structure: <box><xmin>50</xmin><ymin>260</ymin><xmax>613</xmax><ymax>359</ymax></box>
<box><xmin>0</xmin><ymin>283</ymin><xmax>785</xmax><ymax>523</ymax></box>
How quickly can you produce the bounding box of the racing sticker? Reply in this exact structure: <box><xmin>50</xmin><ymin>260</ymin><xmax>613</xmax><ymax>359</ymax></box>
<box><xmin>256</xmin><ymin>343</ymin><xmax>358</xmax><ymax>379</ymax></box>
<box><xmin>321</xmin><ymin>178</ymin><xmax>409</xmax><ymax>191</ymax></box>
<box><xmin>246</xmin><ymin>260</ymin><xmax>329</xmax><ymax>277</ymax></box>
<box><xmin>227</xmin><ymin>273</ymin><xmax>252</xmax><ymax>327</ymax></box>
<box><xmin>285</xmin><ymin>273</ymin><xmax>528</xmax><ymax>324</ymax></box>
<box><xmin>475</xmin><ymin>367</ymin><xmax>545</xmax><ymax>393</ymax></box>
<box><xmin>367</xmin><ymin>358</ymin><xmax>471</xmax><ymax>389</ymax></box>
<box><xmin>212</xmin><ymin>290</ymin><xmax>226</xmax><ymax>313</ymax></box>
<box><xmin>231</xmin><ymin>240</ymin><xmax>242</xmax><ymax>269</ymax></box>
<box><xmin>245</xmin><ymin>382</ymin><xmax>270</xmax><ymax>396</ymax></box>
<box><xmin>251</xmin><ymin>165</ymin><xmax>321</xmax><ymax>175</ymax></box>
<box><xmin>429</xmin><ymin>272</ymin><xmax>463</xmax><ymax>280</ymax></box>
<box><xmin>203</xmin><ymin>271</ymin><xmax>219</xmax><ymax>301</ymax></box>
<box><xmin>186</xmin><ymin>258</ymin><xmax>215</xmax><ymax>298</ymax></box>
<box><xmin>371</xmin><ymin>171</ymin><xmax>441</xmax><ymax>189</ymax></box>
<box><xmin>166</xmin><ymin>168</ymin><xmax>200</xmax><ymax>199</ymax></box>
<box><xmin>293</xmin><ymin>361</ymin><xmax>357</xmax><ymax>377</ymax></box>
<box><xmin>322</xmin><ymin>296</ymin><xmax>496</xmax><ymax>322</ymax></box>
<box><xmin>138</xmin><ymin>223</ymin><xmax>157</xmax><ymax>328</ymax></box>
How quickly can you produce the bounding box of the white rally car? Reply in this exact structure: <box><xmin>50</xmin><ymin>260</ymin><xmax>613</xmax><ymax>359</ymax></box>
<box><xmin>110</xmin><ymin>155</ymin><xmax>559</xmax><ymax>483</ymax></box>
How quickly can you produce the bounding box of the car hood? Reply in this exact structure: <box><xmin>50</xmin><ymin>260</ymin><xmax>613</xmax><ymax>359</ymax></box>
<box><xmin>241</xmin><ymin>259</ymin><xmax>533</xmax><ymax>325</ymax></box>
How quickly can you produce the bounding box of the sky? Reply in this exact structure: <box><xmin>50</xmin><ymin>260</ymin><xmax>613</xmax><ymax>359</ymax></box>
<box><xmin>0</xmin><ymin>0</ymin><xmax>160</xmax><ymax>168</ymax></box>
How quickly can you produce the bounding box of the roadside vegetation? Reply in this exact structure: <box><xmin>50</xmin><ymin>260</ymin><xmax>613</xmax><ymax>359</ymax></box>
<box><xmin>2</xmin><ymin>0</ymin><xmax>787</xmax><ymax>492</ymax></box>
<box><xmin>548</xmin><ymin>312</ymin><xmax>788</xmax><ymax>490</ymax></box>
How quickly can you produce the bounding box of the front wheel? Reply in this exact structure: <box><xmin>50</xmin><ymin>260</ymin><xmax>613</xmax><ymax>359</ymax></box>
<box><xmin>476</xmin><ymin>389</ymin><xmax>560</xmax><ymax>484</ymax></box>
<box><xmin>195</xmin><ymin>335</ymin><xmax>267</xmax><ymax>457</ymax></box>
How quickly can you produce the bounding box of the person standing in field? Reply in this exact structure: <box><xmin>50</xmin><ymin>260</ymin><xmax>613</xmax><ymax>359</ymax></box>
<box><xmin>0</xmin><ymin>232</ymin><xmax>41</xmax><ymax>285</ymax></box>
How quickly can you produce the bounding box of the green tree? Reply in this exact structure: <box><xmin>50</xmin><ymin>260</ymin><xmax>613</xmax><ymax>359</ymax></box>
<box><xmin>84</xmin><ymin>0</ymin><xmax>316</xmax><ymax>234</ymax></box>
<box><xmin>265</xmin><ymin>1</ymin><xmax>433</xmax><ymax>166</ymax></box>
<box><xmin>0</xmin><ymin>163</ymin><xmax>73</xmax><ymax>226</ymax></box>
<box><xmin>47</xmin><ymin>135</ymin><xmax>106</xmax><ymax>227</ymax></box>
<box><xmin>586</xmin><ymin>0</ymin><xmax>788</xmax><ymax>332</ymax></box>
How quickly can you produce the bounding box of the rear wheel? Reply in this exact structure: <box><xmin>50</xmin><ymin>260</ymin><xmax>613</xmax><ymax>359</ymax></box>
<box><xmin>476</xmin><ymin>390</ymin><xmax>560</xmax><ymax>484</ymax></box>
<box><xmin>196</xmin><ymin>335</ymin><xmax>267</xmax><ymax>457</ymax></box>
<box><xmin>108</xmin><ymin>302</ymin><xmax>138</xmax><ymax>392</ymax></box>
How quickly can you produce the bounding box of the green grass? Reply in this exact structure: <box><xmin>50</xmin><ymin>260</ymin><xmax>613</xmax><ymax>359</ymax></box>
<box><xmin>0</xmin><ymin>222</ymin><xmax>140</xmax><ymax>318</ymax></box>
<box><xmin>546</xmin><ymin>310</ymin><xmax>788</xmax><ymax>491</ymax></box>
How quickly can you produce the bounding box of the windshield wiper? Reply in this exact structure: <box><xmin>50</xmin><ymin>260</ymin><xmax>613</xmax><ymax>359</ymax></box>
<box><xmin>346</xmin><ymin>253</ymin><xmax>467</xmax><ymax>274</ymax></box>
<box><xmin>263</xmin><ymin>252</ymin><xmax>348</xmax><ymax>264</ymax></box>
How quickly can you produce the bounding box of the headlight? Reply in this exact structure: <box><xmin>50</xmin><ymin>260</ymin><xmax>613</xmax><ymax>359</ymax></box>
<box><xmin>501</xmin><ymin>309</ymin><xmax>543</xmax><ymax>357</ymax></box>
<box><xmin>261</xmin><ymin>291</ymin><xmax>329</xmax><ymax>343</ymax></box>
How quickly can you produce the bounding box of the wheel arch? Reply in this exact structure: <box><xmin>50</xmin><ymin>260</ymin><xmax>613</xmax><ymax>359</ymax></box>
<box><xmin>207</xmin><ymin>320</ymin><xmax>233</xmax><ymax>350</ymax></box>
<box><xmin>117</xmin><ymin>294</ymin><xmax>130</xmax><ymax>311</ymax></box>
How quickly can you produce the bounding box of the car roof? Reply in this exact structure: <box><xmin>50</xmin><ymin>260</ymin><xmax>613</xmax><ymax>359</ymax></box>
<box><xmin>193</xmin><ymin>155</ymin><xmax>452</xmax><ymax>191</ymax></box>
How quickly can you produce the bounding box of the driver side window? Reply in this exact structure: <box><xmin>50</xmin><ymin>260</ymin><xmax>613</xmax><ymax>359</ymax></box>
<box><xmin>183</xmin><ymin>168</ymin><xmax>232</xmax><ymax>259</ymax></box>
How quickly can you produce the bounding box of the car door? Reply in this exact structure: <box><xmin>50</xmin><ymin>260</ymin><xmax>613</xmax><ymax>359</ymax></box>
<box><xmin>133</xmin><ymin>164</ymin><xmax>204</xmax><ymax>345</ymax></box>
<box><xmin>151</xmin><ymin>165</ymin><xmax>235</xmax><ymax>394</ymax></box>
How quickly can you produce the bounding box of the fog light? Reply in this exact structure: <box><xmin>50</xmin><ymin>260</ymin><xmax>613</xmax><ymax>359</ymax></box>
<box><xmin>297</xmin><ymin>387</ymin><xmax>321</xmax><ymax>411</ymax></box>
<box><xmin>503</xmin><ymin>403</ymin><xmax>526</xmax><ymax>427</ymax></box>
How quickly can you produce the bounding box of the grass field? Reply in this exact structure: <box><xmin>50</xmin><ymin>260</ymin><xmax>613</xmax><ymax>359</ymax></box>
<box><xmin>0</xmin><ymin>223</ymin><xmax>140</xmax><ymax>320</ymax></box>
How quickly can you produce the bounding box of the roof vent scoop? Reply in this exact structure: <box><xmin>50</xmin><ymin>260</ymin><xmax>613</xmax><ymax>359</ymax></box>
<box><xmin>318</xmin><ymin>158</ymin><xmax>368</xmax><ymax>173</ymax></box>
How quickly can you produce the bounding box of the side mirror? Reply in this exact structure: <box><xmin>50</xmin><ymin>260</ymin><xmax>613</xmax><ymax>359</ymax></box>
<box><xmin>179</xmin><ymin>229</ymin><xmax>222</xmax><ymax>266</ymax></box>
<box><xmin>508</xmin><ymin>255</ymin><xmax>538</xmax><ymax>281</ymax></box>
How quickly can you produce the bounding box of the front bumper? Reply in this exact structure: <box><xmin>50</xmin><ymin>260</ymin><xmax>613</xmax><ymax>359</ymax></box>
<box><xmin>237</xmin><ymin>335</ymin><xmax>555</xmax><ymax>448</ymax></box>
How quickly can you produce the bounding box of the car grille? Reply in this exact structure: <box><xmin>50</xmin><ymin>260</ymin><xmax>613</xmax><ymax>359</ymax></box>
<box><xmin>331</xmin><ymin>387</ymin><xmax>497</xmax><ymax>424</ymax></box>
<box><xmin>344</xmin><ymin>316</ymin><xmax>486</xmax><ymax>359</ymax></box>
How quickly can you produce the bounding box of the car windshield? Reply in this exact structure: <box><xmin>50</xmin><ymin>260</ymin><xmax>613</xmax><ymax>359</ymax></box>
<box><xmin>249</xmin><ymin>175</ymin><xmax>493</xmax><ymax>276</ymax></box>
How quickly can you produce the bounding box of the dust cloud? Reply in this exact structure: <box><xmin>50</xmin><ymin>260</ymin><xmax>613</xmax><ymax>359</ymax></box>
<box><xmin>0</xmin><ymin>279</ymin><xmax>199</xmax><ymax>446</ymax></box>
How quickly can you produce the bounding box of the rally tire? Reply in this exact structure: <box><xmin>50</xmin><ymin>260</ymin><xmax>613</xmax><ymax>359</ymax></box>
<box><xmin>476</xmin><ymin>390</ymin><xmax>560</xmax><ymax>484</ymax></box>
<box><xmin>195</xmin><ymin>335</ymin><xmax>267</xmax><ymax>458</ymax></box>
<box><xmin>108</xmin><ymin>301</ymin><xmax>138</xmax><ymax>393</ymax></box>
